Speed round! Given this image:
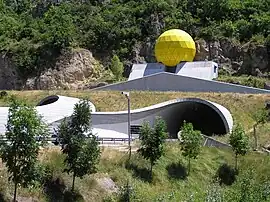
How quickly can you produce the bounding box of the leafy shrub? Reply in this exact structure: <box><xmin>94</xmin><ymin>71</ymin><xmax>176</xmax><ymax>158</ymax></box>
<box><xmin>0</xmin><ymin>91</ymin><xmax>8</xmax><ymax>99</ymax></box>
<box><xmin>216</xmin><ymin>163</ymin><xmax>237</xmax><ymax>185</ymax></box>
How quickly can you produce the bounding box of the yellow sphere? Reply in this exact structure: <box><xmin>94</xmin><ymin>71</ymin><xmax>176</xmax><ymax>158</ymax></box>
<box><xmin>155</xmin><ymin>29</ymin><xmax>196</xmax><ymax>67</ymax></box>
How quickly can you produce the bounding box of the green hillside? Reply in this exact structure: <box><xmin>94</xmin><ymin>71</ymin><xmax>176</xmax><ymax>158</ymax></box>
<box><xmin>1</xmin><ymin>0</ymin><xmax>270</xmax><ymax>78</ymax></box>
<box><xmin>1</xmin><ymin>143</ymin><xmax>270</xmax><ymax>201</ymax></box>
<box><xmin>0</xmin><ymin>91</ymin><xmax>269</xmax><ymax>201</ymax></box>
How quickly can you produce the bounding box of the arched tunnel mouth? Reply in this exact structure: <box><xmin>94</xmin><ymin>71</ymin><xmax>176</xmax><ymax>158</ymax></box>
<box><xmin>37</xmin><ymin>95</ymin><xmax>59</xmax><ymax>106</ymax></box>
<box><xmin>162</xmin><ymin>101</ymin><xmax>228</xmax><ymax>137</ymax></box>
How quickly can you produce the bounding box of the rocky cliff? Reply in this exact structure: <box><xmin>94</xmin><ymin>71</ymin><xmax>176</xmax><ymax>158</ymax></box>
<box><xmin>25</xmin><ymin>49</ymin><xmax>111</xmax><ymax>90</ymax></box>
<box><xmin>131</xmin><ymin>38</ymin><xmax>270</xmax><ymax>77</ymax></box>
<box><xmin>0</xmin><ymin>39</ymin><xmax>269</xmax><ymax>90</ymax></box>
<box><xmin>194</xmin><ymin>39</ymin><xmax>269</xmax><ymax>77</ymax></box>
<box><xmin>0</xmin><ymin>49</ymin><xmax>112</xmax><ymax>90</ymax></box>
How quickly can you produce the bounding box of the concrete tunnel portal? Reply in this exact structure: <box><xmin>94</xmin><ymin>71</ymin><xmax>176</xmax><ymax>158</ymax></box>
<box><xmin>34</xmin><ymin>95</ymin><xmax>232</xmax><ymax>139</ymax></box>
<box><xmin>160</xmin><ymin>101</ymin><xmax>229</xmax><ymax>137</ymax></box>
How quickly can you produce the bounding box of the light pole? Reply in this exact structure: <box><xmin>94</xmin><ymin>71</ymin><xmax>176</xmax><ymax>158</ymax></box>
<box><xmin>122</xmin><ymin>91</ymin><xmax>131</xmax><ymax>159</ymax></box>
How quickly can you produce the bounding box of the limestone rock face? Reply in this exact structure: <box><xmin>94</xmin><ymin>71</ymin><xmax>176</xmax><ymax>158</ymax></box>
<box><xmin>194</xmin><ymin>39</ymin><xmax>270</xmax><ymax>76</ymax></box>
<box><xmin>127</xmin><ymin>38</ymin><xmax>269</xmax><ymax>78</ymax></box>
<box><xmin>25</xmin><ymin>49</ymin><xmax>106</xmax><ymax>90</ymax></box>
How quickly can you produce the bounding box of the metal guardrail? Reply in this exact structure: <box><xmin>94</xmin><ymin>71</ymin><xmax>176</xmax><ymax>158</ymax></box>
<box><xmin>0</xmin><ymin>136</ymin><xmax>137</xmax><ymax>145</ymax></box>
<box><xmin>0</xmin><ymin>135</ymin><xmax>230</xmax><ymax>149</ymax></box>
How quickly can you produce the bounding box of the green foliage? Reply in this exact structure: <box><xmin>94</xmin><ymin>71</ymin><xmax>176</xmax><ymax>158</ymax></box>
<box><xmin>229</xmin><ymin>123</ymin><xmax>249</xmax><ymax>170</ymax></box>
<box><xmin>1</xmin><ymin>0</ymin><xmax>270</xmax><ymax>78</ymax></box>
<box><xmin>0</xmin><ymin>91</ymin><xmax>8</xmax><ymax>99</ymax></box>
<box><xmin>253</xmin><ymin>107</ymin><xmax>269</xmax><ymax>125</ymax></box>
<box><xmin>56</xmin><ymin>99</ymin><xmax>100</xmax><ymax>191</ymax></box>
<box><xmin>217</xmin><ymin>75</ymin><xmax>267</xmax><ymax>89</ymax></box>
<box><xmin>216</xmin><ymin>163</ymin><xmax>237</xmax><ymax>186</ymax></box>
<box><xmin>252</xmin><ymin>107</ymin><xmax>269</xmax><ymax>150</ymax></box>
<box><xmin>180</xmin><ymin>122</ymin><xmax>203</xmax><ymax>174</ymax></box>
<box><xmin>41</xmin><ymin>4</ymin><xmax>76</xmax><ymax>50</ymax></box>
<box><xmin>110</xmin><ymin>55</ymin><xmax>124</xmax><ymax>81</ymax></box>
<box><xmin>205</xmin><ymin>183</ymin><xmax>224</xmax><ymax>202</ymax></box>
<box><xmin>138</xmin><ymin>117</ymin><xmax>167</xmax><ymax>174</ymax></box>
<box><xmin>0</xmin><ymin>98</ymin><xmax>48</xmax><ymax>201</ymax></box>
<box><xmin>224</xmin><ymin>168</ymin><xmax>270</xmax><ymax>202</ymax></box>
<box><xmin>118</xmin><ymin>181</ymin><xmax>136</xmax><ymax>202</ymax></box>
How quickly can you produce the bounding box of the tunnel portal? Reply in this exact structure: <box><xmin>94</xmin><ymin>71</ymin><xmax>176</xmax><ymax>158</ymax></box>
<box><xmin>162</xmin><ymin>101</ymin><xmax>228</xmax><ymax>137</ymax></box>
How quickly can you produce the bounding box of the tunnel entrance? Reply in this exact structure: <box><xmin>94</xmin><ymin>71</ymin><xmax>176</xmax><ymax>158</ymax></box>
<box><xmin>37</xmin><ymin>95</ymin><xmax>59</xmax><ymax>106</ymax></box>
<box><xmin>163</xmin><ymin>101</ymin><xmax>227</xmax><ymax>137</ymax></box>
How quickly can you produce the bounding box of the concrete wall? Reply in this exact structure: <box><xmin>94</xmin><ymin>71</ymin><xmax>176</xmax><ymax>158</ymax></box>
<box><xmin>176</xmin><ymin>61</ymin><xmax>218</xmax><ymax>80</ymax></box>
<box><xmin>128</xmin><ymin>63</ymin><xmax>166</xmax><ymax>81</ymax></box>
<box><xmin>129</xmin><ymin>61</ymin><xmax>218</xmax><ymax>81</ymax></box>
<box><xmin>95</xmin><ymin>72</ymin><xmax>270</xmax><ymax>94</ymax></box>
<box><xmin>203</xmin><ymin>135</ymin><xmax>231</xmax><ymax>149</ymax></box>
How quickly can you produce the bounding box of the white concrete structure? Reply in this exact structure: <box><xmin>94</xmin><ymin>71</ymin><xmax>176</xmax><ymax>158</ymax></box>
<box><xmin>128</xmin><ymin>61</ymin><xmax>218</xmax><ymax>81</ymax></box>
<box><xmin>176</xmin><ymin>61</ymin><xmax>218</xmax><ymax>80</ymax></box>
<box><xmin>128</xmin><ymin>63</ymin><xmax>166</xmax><ymax>81</ymax></box>
<box><xmin>0</xmin><ymin>95</ymin><xmax>233</xmax><ymax>139</ymax></box>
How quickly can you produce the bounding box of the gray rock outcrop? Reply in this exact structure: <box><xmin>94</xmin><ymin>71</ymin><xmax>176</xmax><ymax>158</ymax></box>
<box><xmin>195</xmin><ymin>39</ymin><xmax>269</xmax><ymax>76</ymax></box>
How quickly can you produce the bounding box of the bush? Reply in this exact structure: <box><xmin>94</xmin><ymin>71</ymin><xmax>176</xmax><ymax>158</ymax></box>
<box><xmin>216</xmin><ymin>163</ymin><xmax>237</xmax><ymax>185</ymax></box>
<box><xmin>0</xmin><ymin>91</ymin><xmax>8</xmax><ymax>99</ymax></box>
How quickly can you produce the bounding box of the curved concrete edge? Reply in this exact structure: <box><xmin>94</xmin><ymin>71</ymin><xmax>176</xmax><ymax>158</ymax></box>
<box><xmin>92</xmin><ymin>97</ymin><xmax>233</xmax><ymax>134</ymax></box>
<box><xmin>0</xmin><ymin>95</ymin><xmax>96</xmax><ymax>134</ymax></box>
<box><xmin>36</xmin><ymin>95</ymin><xmax>96</xmax><ymax>124</ymax></box>
<box><xmin>0</xmin><ymin>95</ymin><xmax>233</xmax><ymax>139</ymax></box>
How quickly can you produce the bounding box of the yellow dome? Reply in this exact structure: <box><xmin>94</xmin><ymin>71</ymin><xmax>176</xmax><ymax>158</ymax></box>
<box><xmin>154</xmin><ymin>29</ymin><xmax>196</xmax><ymax>67</ymax></box>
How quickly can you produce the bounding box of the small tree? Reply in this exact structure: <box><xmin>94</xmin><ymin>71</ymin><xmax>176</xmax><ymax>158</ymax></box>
<box><xmin>110</xmin><ymin>54</ymin><xmax>124</xmax><ymax>81</ymax></box>
<box><xmin>229</xmin><ymin>123</ymin><xmax>249</xmax><ymax>171</ymax></box>
<box><xmin>138</xmin><ymin>117</ymin><xmax>167</xmax><ymax>176</ymax></box>
<box><xmin>252</xmin><ymin>107</ymin><xmax>268</xmax><ymax>150</ymax></box>
<box><xmin>180</xmin><ymin>122</ymin><xmax>203</xmax><ymax>175</ymax></box>
<box><xmin>57</xmin><ymin>99</ymin><xmax>100</xmax><ymax>192</ymax></box>
<box><xmin>0</xmin><ymin>99</ymin><xmax>48</xmax><ymax>202</ymax></box>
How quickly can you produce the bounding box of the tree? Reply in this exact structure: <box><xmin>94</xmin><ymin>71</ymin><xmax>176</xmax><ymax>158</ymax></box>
<box><xmin>252</xmin><ymin>107</ymin><xmax>268</xmax><ymax>150</ymax></box>
<box><xmin>110</xmin><ymin>54</ymin><xmax>124</xmax><ymax>81</ymax></box>
<box><xmin>180</xmin><ymin>122</ymin><xmax>203</xmax><ymax>175</ymax></box>
<box><xmin>56</xmin><ymin>99</ymin><xmax>100</xmax><ymax>192</ymax></box>
<box><xmin>0</xmin><ymin>98</ymin><xmax>48</xmax><ymax>202</ymax></box>
<box><xmin>229</xmin><ymin>123</ymin><xmax>249</xmax><ymax>171</ymax></box>
<box><xmin>138</xmin><ymin>117</ymin><xmax>167</xmax><ymax>177</ymax></box>
<box><xmin>41</xmin><ymin>4</ymin><xmax>76</xmax><ymax>50</ymax></box>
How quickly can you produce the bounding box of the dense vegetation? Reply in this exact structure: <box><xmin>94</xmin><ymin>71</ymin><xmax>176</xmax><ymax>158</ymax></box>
<box><xmin>0</xmin><ymin>92</ymin><xmax>268</xmax><ymax>201</ymax></box>
<box><xmin>1</xmin><ymin>0</ymin><xmax>270</xmax><ymax>78</ymax></box>
<box><xmin>1</xmin><ymin>143</ymin><xmax>270</xmax><ymax>201</ymax></box>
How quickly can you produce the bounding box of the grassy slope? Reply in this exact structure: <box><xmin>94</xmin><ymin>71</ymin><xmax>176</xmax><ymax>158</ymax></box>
<box><xmin>216</xmin><ymin>75</ymin><xmax>268</xmax><ymax>89</ymax></box>
<box><xmin>2</xmin><ymin>90</ymin><xmax>270</xmax><ymax>128</ymax></box>
<box><xmin>2</xmin><ymin>90</ymin><xmax>270</xmax><ymax>144</ymax></box>
<box><xmin>1</xmin><ymin>143</ymin><xmax>270</xmax><ymax>201</ymax></box>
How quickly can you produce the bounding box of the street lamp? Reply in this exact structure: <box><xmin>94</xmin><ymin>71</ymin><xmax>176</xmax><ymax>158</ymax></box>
<box><xmin>122</xmin><ymin>91</ymin><xmax>131</xmax><ymax>159</ymax></box>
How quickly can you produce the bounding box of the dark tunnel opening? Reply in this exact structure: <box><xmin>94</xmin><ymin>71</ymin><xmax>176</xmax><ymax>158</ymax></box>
<box><xmin>163</xmin><ymin>101</ymin><xmax>227</xmax><ymax>137</ymax></box>
<box><xmin>37</xmin><ymin>95</ymin><xmax>59</xmax><ymax>106</ymax></box>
